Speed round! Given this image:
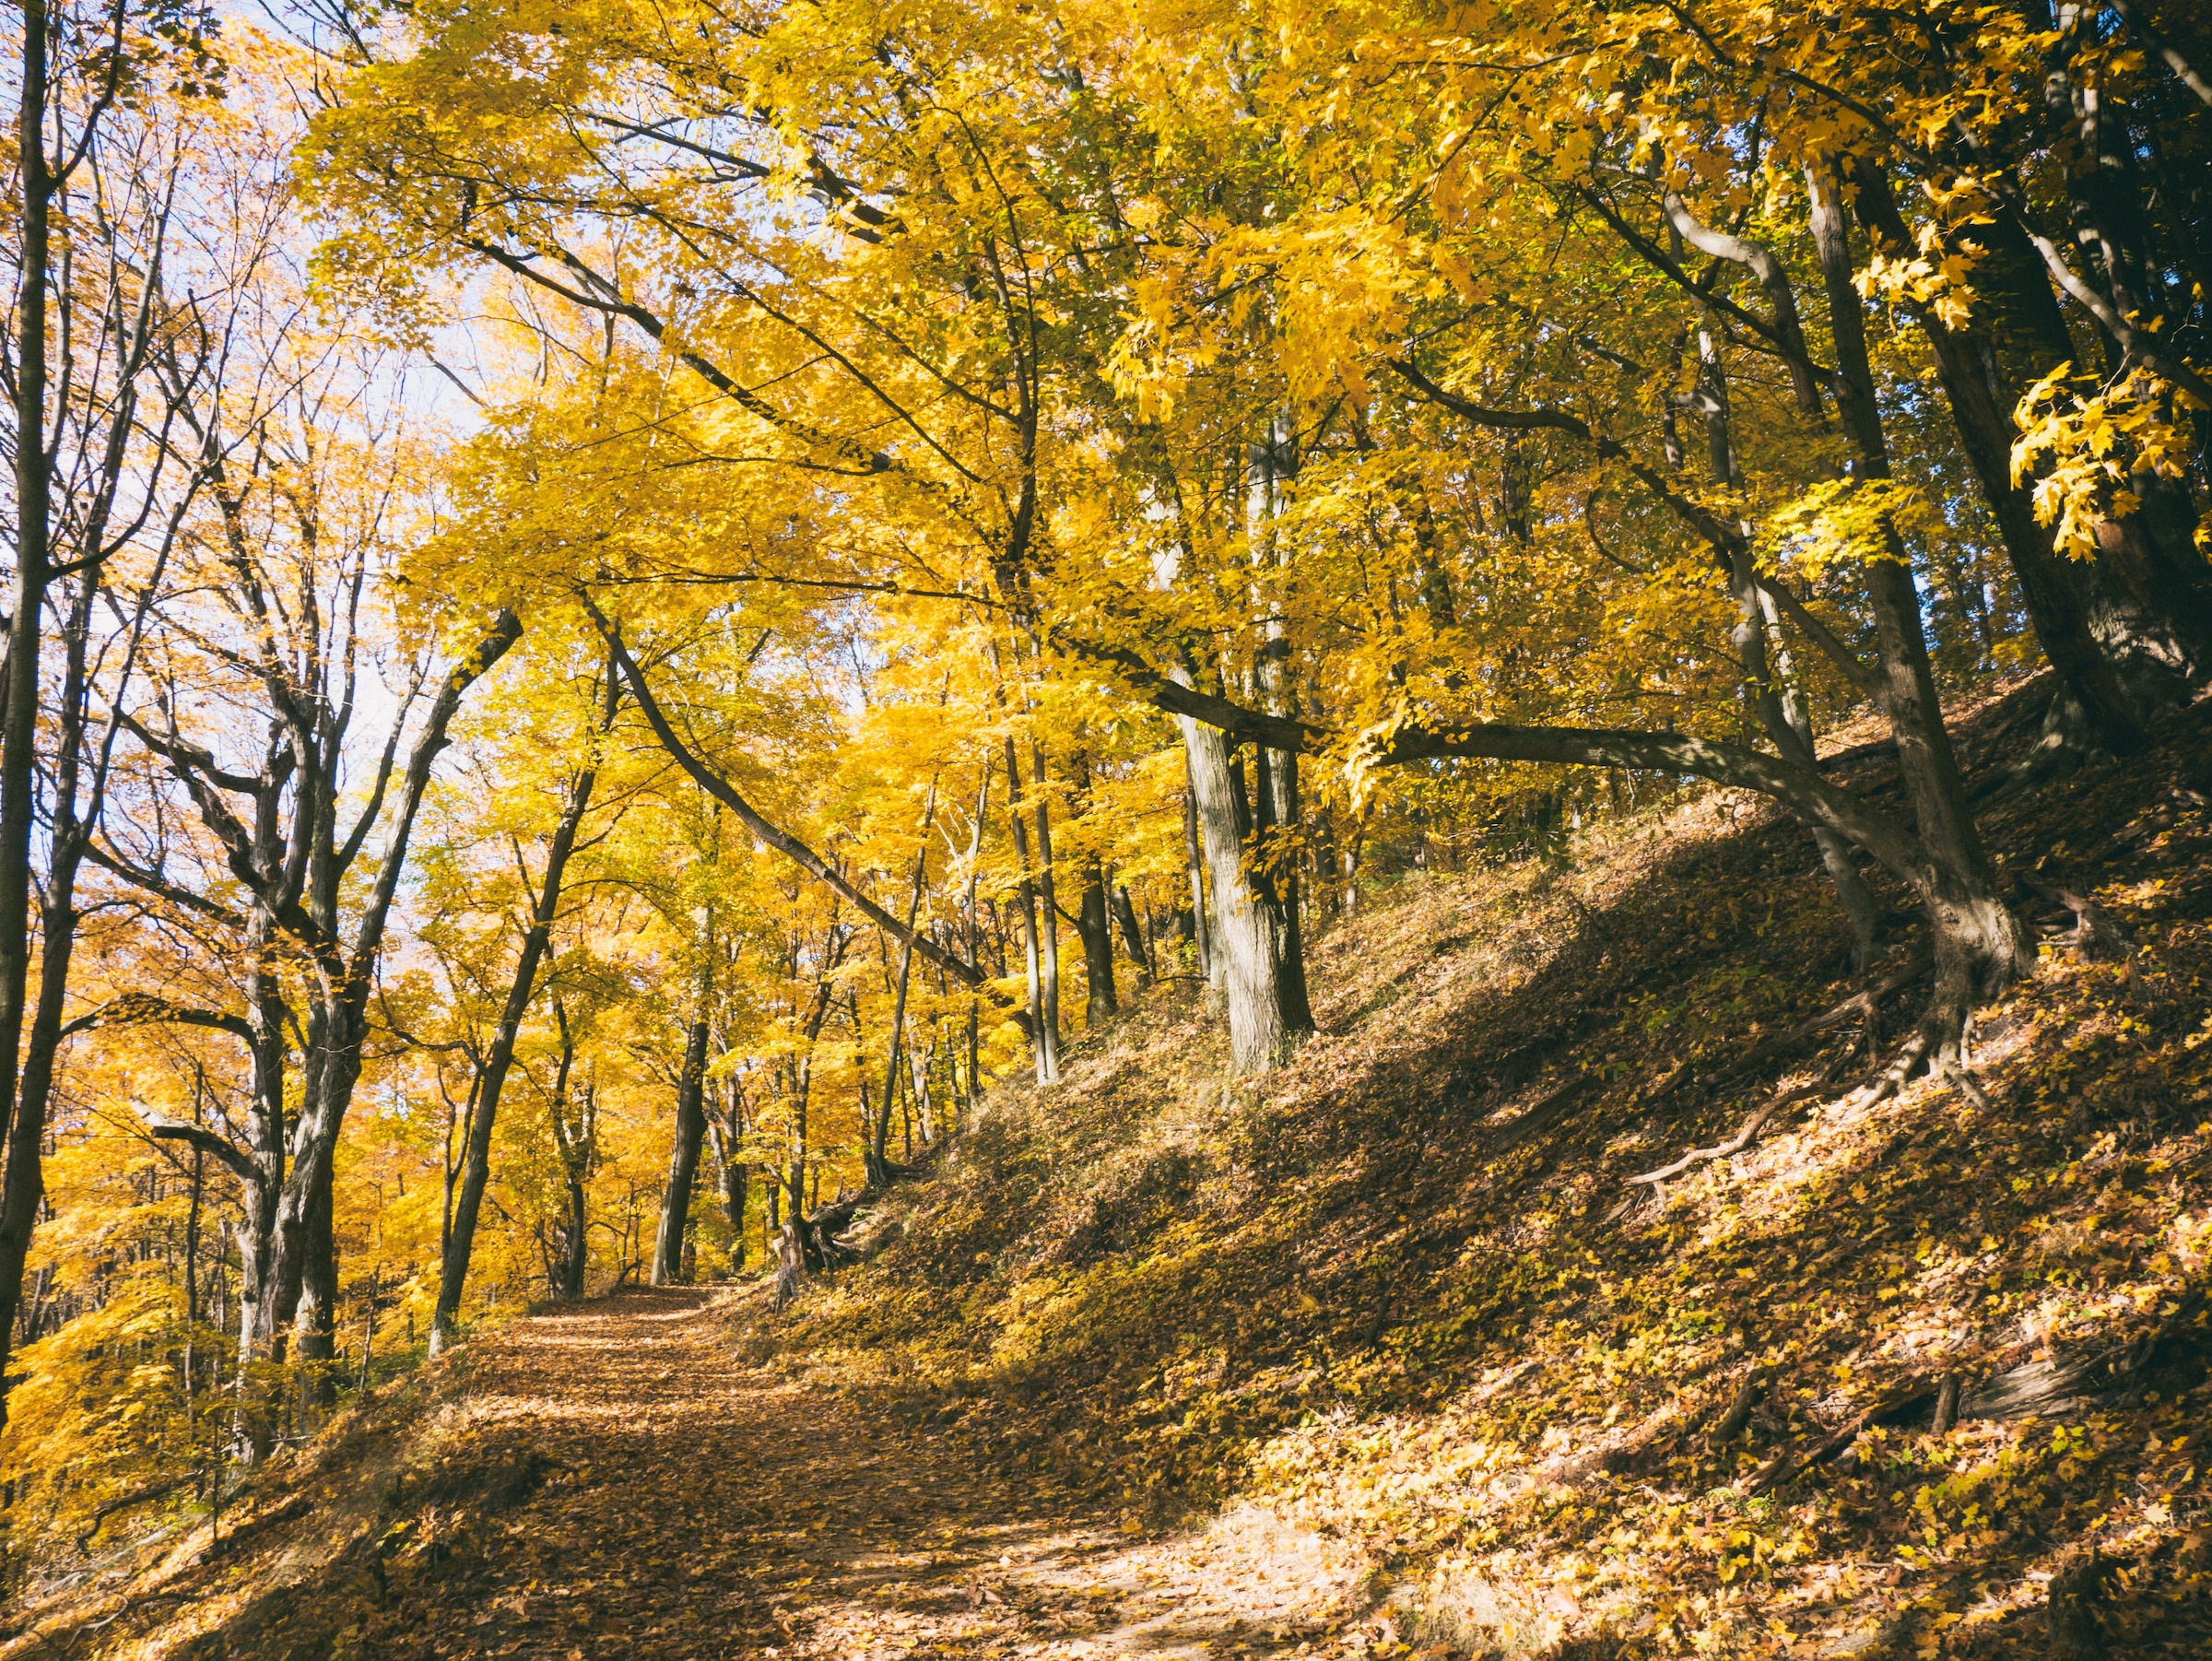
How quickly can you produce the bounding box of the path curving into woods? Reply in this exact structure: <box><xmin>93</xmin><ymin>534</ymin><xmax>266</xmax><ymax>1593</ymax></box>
<box><xmin>47</xmin><ymin>1289</ymin><xmax>1370</xmax><ymax>1661</ymax></box>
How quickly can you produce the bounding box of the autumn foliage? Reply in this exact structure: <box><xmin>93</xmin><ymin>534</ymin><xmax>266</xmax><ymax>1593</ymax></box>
<box><xmin>0</xmin><ymin>1</ymin><xmax>2209</xmax><ymax>1655</ymax></box>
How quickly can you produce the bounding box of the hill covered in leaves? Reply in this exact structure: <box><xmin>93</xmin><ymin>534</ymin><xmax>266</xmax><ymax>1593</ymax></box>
<box><xmin>7</xmin><ymin>677</ymin><xmax>2210</xmax><ymax>1661</ymax></box>
<box><xmin>761</xmin><ymin>677</ymin><xmax>2212</xmax><ymax>1659</ymax></box>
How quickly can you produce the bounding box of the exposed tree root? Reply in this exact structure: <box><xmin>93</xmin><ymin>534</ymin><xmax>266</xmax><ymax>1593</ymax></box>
<box><xmin>1745</xmin><ymin>1375</ymin><xmax>1938</xmax><ymax>1496</ymax></box>
<box><xmin>1625</xmin><ymin>1078</ymin><xmax>1830</xmax><ymax>1191</ymax></box>
<box><xmin>1931</xmin><ymin>1372</ymin><xmax>1960</xmax><ymax>1436</ymax></box>
<box><xmin>75</xmin><ymin>1478</ymin><xmax>195</xmax><ymax>1553</ymax></box>
<box><xmin>1707</xmin><ymin>1372</ymin><xmax>1763</xmax><ymax>1448</ymax></box>
<box><xmin>1482</xmin><ymin>1074</ymin><xmax>1591</xmax><ymax>1154</ymax></box>
<box><xmin>1864</xmin><ymin>1028</ymin><xmax>1932</xmax><ymax>1108</ymax></box>
<box><xmin>1936</xmin><ymin>1057</ymin><xmax>1994</xmax><ymax>1111</ymax></box>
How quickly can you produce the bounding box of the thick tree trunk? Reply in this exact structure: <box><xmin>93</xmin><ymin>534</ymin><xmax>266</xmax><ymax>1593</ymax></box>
<box><xmin>1175</xmin><ymin>694</ymin><xmax>1313</xmax><ymax>1074</ymax></box>
<box><xmin>293</xmin><ymin>1175</ymin><xmax>337</xmax><ymax>1395</ymax></box>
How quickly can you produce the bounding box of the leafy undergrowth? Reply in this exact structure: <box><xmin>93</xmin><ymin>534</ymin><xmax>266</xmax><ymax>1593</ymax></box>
<box><xmin>766</xmin><ymin>677</ymin><xmax>2212</xmax><ymax>1659</ymax></box>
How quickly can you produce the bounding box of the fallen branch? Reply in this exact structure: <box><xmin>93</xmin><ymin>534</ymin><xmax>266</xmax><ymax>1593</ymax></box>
<box><xmin>76</xmin><ymin>1478</ymin><xmax>194</xmax><ymax>1552</ymax></box>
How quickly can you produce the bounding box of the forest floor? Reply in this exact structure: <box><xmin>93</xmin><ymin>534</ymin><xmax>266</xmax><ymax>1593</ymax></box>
<box><xmin>10</xmin><ymin>671</ymin><xmax>2212</xmax><ymax>1660</ymax></box>
<box><xmin>1</xmin><ymin>1288</ymin><xmax>1372</xmax><ymax>1661</ymax></box>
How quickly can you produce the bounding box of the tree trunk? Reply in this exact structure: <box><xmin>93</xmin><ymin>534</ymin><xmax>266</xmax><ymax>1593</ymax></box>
<box><xmin>652</xmin><ymin>968</ymin><xmax>713</xmax><ymax>1287</ymax></box>
<box><xmin>0</xmin><ymin>0</ymin><xmax>53</xmax><ymax>1438</ymax></box>
<box><xmin>1693</xmin><ymin>319</ymin><xmax>1881</xmax><ymax>968</ymax></box>
<box><xmin>1002</xmin><ymin>736</ymin><xmax>1059</xmax><ymax>1081</ymax></box>
<box><xmin>1111</xmin><ymin>883</ymin><xmax>1154</xmax><ymax>984</ymax></box>
<box><xmin>1807</xmin><ymin>170</ymin><xmax>2035</xmax><ymax>1039</ymax></box>
<box><xmin>1030</xmin><ymin>739</ymin><xmax>1065</xmax><ymax>1061</ymax></box>
<box><xmin>546</xmin><ymin>1154</ymin><xmax>586</xmax><ymax>1301</ymax></box>
<box><xmin>1835</xmin><ymin>160</ymin><xmax>2147</xmax><ymax>753</ymax></box>
<box><xmin>260</xmin><ymin>613</ymin><xmax>521</xmax><ymax>1368</ymax></box>
<box><xmin>1182</xmin><ymin>765</ymin><xmax>1214</xmax><ymax>984</ymax></box>
<box><xmin>431</xmin><ymin>724</ymin><xmax>605</xmax><ymax>1351</ymax></box>
<box><xmin>1077</xmin><ymin>856</ymin><xmax>1118</xmax><ymax>1024</ymax></box>
<box><xmin>1175</xmin><ymin>690</ymin><xmax>1313</xmax><ymax>1074</ymax></box>
<box><xmin>870</xmin><ymin>775</ymin><xmax>936</xmax><ymax>1178</ymax></box>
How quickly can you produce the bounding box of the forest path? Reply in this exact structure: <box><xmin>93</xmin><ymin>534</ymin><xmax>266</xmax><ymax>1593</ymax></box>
<box><xmin>261</xmin><ymin>1288</ymin><xmax>1367</xmax><ymax>1661</ymax></box>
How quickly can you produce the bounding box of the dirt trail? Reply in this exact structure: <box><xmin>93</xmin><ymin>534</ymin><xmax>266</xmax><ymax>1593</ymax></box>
<box><xmin>60</xmin><ymin>1290</ymin><xmax>1371</xmax><ymax>1661</ymax></box>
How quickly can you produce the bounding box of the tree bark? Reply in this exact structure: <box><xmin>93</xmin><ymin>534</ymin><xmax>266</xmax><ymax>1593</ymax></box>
<box><xmin>1175</xmin><ymin>677</ymin><xmax>1313</xmax><ymax>1074</ymax></box>
<box><xmin>1182</xmin><ymin>764</ymin><xmax>1214</xmax><ymax>984</ymax></box>
<box><xmin>1077</xmin><ymin>856</ymin><xmax>1118</xmax><ymax>1024</ymax></box>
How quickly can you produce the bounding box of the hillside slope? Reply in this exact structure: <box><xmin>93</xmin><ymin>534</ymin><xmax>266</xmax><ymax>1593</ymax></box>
<box><xmin>773</xmin><ymin>677</ymin><xmax>2212</xmax><ymax>1658</ymax></box>
<box><xmin>10</xmin><ymin>676</ymin><xmax>2209</xmax><ymax>1661</ymax></box>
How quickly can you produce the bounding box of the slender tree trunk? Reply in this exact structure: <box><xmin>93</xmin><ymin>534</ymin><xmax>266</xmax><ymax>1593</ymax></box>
<box><xmin>871</xmin><ymin>774</ymin><xmax>937</xmax><ymax>1176</ymax></box>
<box><xmin>1694</xmin><ymin>323</ymin><xmax>1881</xmax><ymax>968</ymax></box>
<box><xmin>1248</xmin><ymin>412</ymin><xmax>1315</xmax><ymax>1034</ymax></box>
<box><xmin>1030</xmin><ymin>739</ymin><xmax>1064</xmax><ymax>1059</ymax></box>
<box><xmin>652</xmin><ymin>958</ymin><xmax>713</xmax><ymax>1287</ymax></box>
<box><xmin>0</xmin><ymin>1</ymin><xmax>52</xmax><ymax>1437</ymax></box>
<box><xmin>431</xmin><ymin>729</ymin><xmax>606</xmax><ymax>1352</ymax></box>
<box><xmin>1833</xmin><ymin>160</ymin><xmax>2147</xmax><ymax>753</ymax></box>
<box><xmin>236</xmin><ymin>928</ymin><xmax>288</xmax><ymax>1369</ymax></box>
<box><xmin>1182</xmin><ymin>765</ymin><xmax>1214</xmax><ymax>984</ymax></box>
<box><xmin>1110</xmin><ymin>882</ymin><xmax>1153</xmax><ymax>984</ymax></box>
<box><xmin>1002</xmin><ymin>736</ymin><xmax>1058</xmax><ymax>1081</ymax></box>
